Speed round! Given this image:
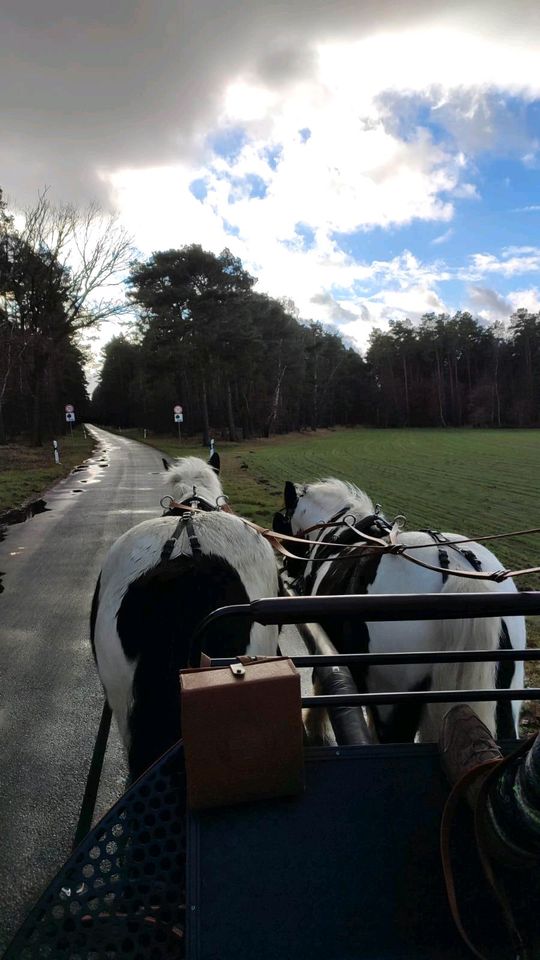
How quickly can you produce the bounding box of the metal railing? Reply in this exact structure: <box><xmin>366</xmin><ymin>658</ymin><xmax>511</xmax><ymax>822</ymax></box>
<box><xmin>202</xmin><ymin>591</ymin><xmax>540</xmax><ymax>713</ymax></box>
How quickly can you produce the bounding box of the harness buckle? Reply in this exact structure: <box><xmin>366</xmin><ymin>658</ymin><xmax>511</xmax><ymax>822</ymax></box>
<box><xmin>230</xmin><ymin>663</ymin><xmax>246</xmax><ymax>678</ymax></box>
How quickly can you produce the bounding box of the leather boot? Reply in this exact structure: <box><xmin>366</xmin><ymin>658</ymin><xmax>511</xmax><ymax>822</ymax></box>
<box><xmin>439</xmin><ymin>704</ymin><xmax>502</xmax><ymax>808</ymax></box>
<box><xmin>440</xmin><ymin>705</ymin><xmax>537</xmax><ymax>868</ymax></box>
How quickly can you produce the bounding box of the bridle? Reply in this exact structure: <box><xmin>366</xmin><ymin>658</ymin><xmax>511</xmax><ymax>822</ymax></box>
<box><xmin>273</xmin><ymin>493</ymin><xmax>540</xmax><ymax>584</ymax></box>
<box><xmin>160</xmin><ymin>490</ymin><xmax>231</xmax><ymax>516</ymax></box>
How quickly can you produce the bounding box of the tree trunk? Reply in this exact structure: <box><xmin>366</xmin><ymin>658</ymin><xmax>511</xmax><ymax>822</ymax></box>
<box><xmin>266</xmin><ymin>360</ymin><xmax>287</xmax><ymax>437</ymax></box>
<box><xmin>311</xmin><ymin>355</ymin><xmax>318</xmax><ymax>431</ymax></box>
<box><xmin>30</xmin><ymin>347</ymin><xmax>47</xmax><ymax>446</ymax></box>
<box><xmin>201</xmin><ymin>377</ymin><xmax>210</xmax><ymax>447</ymax></box>
<box><xmin>226</xmin><ymin>381</ymin><xmax>235</xmax><ymax>441</ymax></box>
<box><xmin>493</xmin><ymin>346</ymin><xmax>501</xmax><ymax>427</ymax></box>
<box><xmin>402</xmin><ymin>355</ymin><xmax>410</xmax><ymax>426</ymax></box>
<box><xmin>435</xmin><ymin>350</ymin><xmax>446</xmax><ymax>427</ymax></box>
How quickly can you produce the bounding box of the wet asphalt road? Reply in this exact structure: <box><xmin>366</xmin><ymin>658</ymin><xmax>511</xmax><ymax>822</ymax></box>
<box><xmin>0</xmin><ymin>426</ymin><xmax>170</xmax><ymax>951</ymax></box>
<box><xmin>0</xmin><ymin>427</ymin><xmax>309</xmax><ymax>951</ymax></box>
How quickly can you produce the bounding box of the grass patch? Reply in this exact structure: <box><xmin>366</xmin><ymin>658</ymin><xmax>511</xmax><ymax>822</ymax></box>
<box><xmin>0</xmin><ymin>429</ymin><xmax>95</xmax><ymax>513</ymax></box>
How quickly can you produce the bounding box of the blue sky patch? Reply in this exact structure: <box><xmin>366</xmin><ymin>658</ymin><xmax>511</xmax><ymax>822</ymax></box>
<box><xmin>227</xmin><ymin>172</ymin><xmax>268</xmax><ymax>202</ymax></box>
<box><xmin>189</xmin><ymin>178</ymin><xmax>207</xmax><ymax>201</ymax></box>
<box><xmin>223</xmin><ymin>220</ymin><xmax>240</xmax><ymax>237</ymax></box>
<box><xmin>294</xmin><ymin>222</ymin><xmax>315</xmax><ymax>249</ymax></box>
<box><xmin>263</xmin><ymin>143</ymin><xmax>283</xmax><ymax>170</ymax></box>
<box><xmin>207</xmin><ymin>126</ymin><xmax>248</xmax><ymax>161</ymax></box>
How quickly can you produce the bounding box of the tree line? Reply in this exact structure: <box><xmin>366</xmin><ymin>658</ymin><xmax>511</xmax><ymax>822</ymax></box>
<box><xmin>3</xmin><ymin>184</ymin><xmax>540</xmax><ymax>445</ymax></box>
<box><xmin>93</xmin><ymin>245</ymin><xmax>540</xmax><ymax>437</ymax></box>
<box><xmin>367</xmin><ymin>311</ymin><xmax>540</xmax><ymax>427</ymax></box>
<box><xmin>91</xmin><ymin>246</ymin><xmax>373</xmax><ymax>442</ymax></box>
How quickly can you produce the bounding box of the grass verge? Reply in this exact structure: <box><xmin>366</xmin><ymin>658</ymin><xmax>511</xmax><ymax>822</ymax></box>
<box><xmin>0</xmin><ymin>428</ymin><xmax>95</xmax><ymax>515</ymax></box>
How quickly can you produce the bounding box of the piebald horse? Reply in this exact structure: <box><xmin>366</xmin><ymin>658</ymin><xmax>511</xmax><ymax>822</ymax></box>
<box><xmin>91</xmin><ymin>453</ymin><xmax>279</xmax><ymax>779</ymax></box>
<box><xmin>274</xmin><ymin>478</ymin><xmax>526</xmax><ymax>743</ymax></box>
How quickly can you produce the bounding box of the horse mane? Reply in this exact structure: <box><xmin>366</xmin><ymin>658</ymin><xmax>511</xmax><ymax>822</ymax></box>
<box><xmin>165</xmin><ymin>457</ymin><xmax>223</xmax><ymax>500</ymax></box>
<box><xmin>309</xmin><ymin>477</ymin><xmax>376</xmax><ymax>517</ymax></box>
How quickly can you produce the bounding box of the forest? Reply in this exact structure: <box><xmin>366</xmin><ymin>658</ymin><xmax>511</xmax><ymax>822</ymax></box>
<box><xmin>92</xmin><ymin>248</ymin><xmax>540</xmax><ymax>438</ymax></box>
<box><xmin>3</xmin><ymin>187</ymin><xmax>540</xmax><ymax>444</ymax></box>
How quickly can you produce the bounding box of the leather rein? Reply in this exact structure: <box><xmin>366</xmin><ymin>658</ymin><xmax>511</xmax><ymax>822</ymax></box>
<box><xmin>160</xmin><ymin>495</ymin><xmax>540</xmax><ymax>583</ymax></box>
<box><xmin>269</xmin><ymin>512</ymin><xmax>540</xmax><ymax>584</ymax></box>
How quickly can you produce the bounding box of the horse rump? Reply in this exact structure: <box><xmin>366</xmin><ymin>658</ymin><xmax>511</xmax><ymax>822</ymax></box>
<box><xmin>418</xmin><ymin>577</ymin><xmax>523</xmax><ymax>742</ymax></box>
<box><xmin>115</xmin><ymin>554</ymin><xmax>252</xmax><ymax>780</ymax></box>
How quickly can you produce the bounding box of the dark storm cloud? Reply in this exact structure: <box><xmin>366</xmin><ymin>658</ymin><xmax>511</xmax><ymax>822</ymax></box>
<box><xmin>1</xmin><ymin>0</ymin><xmax>537</xmax><ymax>207</ymax></box>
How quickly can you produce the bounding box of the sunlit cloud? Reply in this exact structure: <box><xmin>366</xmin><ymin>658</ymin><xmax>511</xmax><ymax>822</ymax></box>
<box><xmin>92</xmin><ymin>17</ymin><xmax>540</xmax><ymax>355</ymax></box>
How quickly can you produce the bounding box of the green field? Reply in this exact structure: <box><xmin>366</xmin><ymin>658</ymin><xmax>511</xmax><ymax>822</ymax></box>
<box><xmin>146</xmin><ymin>427</ymin><xmax>540</xmax><ymax>585</ymax></box>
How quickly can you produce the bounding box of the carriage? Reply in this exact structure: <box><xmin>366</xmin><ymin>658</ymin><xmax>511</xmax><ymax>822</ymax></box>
<box><xmin>4</xmin><ymin>586</ymin><xmax>540</xmax><ymax>960</ymax></box>
<box><xmin>4</xmin><ymin>454</ymin><xmax>540</xmax><ymax>959</ymax></box>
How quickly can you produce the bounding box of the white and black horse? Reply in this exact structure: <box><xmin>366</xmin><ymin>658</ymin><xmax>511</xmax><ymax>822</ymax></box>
<box><xmin>274</xmin><ymin>478</ymin><xmax>526</xmax><ymax>743</ymax></box>
<box><xmin>91</xmin><ymin>453</ymin><xmax>279</xmax><ymax>779</ymax></box>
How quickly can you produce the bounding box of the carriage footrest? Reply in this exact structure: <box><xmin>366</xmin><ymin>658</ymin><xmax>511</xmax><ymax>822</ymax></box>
<box><xmin>180</xmin><ymin>657</ymin><xmax>304</xmax><ymax>809</ymax></box>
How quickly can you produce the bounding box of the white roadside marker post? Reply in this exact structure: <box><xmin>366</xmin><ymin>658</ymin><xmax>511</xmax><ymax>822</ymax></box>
<box><xmin>53</xmin><ymin>440</ymin><xmax>60</xmax><ymax>465</ymax></box>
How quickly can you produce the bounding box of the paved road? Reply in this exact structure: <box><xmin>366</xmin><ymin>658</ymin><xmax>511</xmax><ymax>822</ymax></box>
<box><xmin>0</xmin><ymin>426</ymin><xmax>171</xmax><ymax>950</ymax></box>
<box><xmin>0</xmin><ymin>426</ymin><xmax>309</xmax><ymax>950</ymax></box>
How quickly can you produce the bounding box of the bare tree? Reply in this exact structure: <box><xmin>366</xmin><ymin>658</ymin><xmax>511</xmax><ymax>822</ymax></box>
<box><xmin>21</xmin><ymin>190</ymin><xmax>134</xmax><ymax>333</ymax></box>
<box><xmin>1</xmin><ymin>189</ymin><xmax>134</xmax><ymax>443</ymax></box>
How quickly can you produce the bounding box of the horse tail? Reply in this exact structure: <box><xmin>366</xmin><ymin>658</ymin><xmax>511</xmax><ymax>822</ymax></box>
<box><xmin>419</xmin><ymin>576</ymin><xmax>518</xmax><ymax>741</ymax></box>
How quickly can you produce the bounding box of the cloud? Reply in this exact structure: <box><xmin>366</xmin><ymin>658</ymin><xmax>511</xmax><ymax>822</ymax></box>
<box><xmin>3</xmin><ymin>1</ymin><xmax>540</xmax><ymax>208</ymax></box>
<box><xmin>507</xmin><ymin>287</ymin><xmax>540</xmax><ymax>312</ymax></box>
<box><xmin>310</xmin><ymin>292</ymin><xmax>360</xmax><ymax>323</ymax></box>
<box><xmin>6</xmin><ymin>0</ymin><xmax>540</xmax><ymax>368</ymax></box>
<box><xmin>466</xmin><ymin>247</ymin><xmax>540</xmax><ymax>278</ymax></box>
<box><xmin>467</xmin><ymin>284</ymin><xmax>540</xmax><ymax>322</ymax></box>
<box><xmin>467</xmin><ymin>285</ymin><xmax>512</xmax><ymax>321</ymax></box>
<box><xmin>431</xmin><ymin>228</ymin><xmax>453</xmax><ymax>245</ymax></box>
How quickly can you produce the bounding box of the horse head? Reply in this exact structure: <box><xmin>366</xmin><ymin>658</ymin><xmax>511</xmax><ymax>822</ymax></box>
<box><xmin>162</xmin><ymin>453</ymin><xmax>223</xmax><ymax>507</ymax></box>
<box><xmin>274</xmin><ymin>478</ymin><xmax>375</xmax><ymax>539</ymax></box>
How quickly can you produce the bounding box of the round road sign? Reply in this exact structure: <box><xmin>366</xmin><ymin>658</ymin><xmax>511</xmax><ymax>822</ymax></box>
<box><xmin>65</xmin><ymin>404</ymin><xmax>74</xmax><ymax>413</ymax></box>
<box><xmin>174</xmin><ymin>405</ymin><xmax>183</xmax><ymax>414</ymax></box>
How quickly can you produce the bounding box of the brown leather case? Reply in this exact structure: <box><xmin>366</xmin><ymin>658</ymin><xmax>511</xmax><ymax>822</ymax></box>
<box><xmin>179</xmin><ymin>658</ymin><xmax>304</xmax><ymax>810</ymax></box>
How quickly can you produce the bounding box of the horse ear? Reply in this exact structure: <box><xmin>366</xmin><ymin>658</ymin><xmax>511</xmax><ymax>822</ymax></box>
<box><xmin>208</xmin><ymin>451</ymin><xmax>220</xmax><ymax>474</ymax></box>
<box><xmin>284</xmin><ymin>481</ymin><xmax>298</xmax><ymax>512</ymax></box>
<box><xmin>162</xmin><ymin>457</ymin><xmax>171</xmax><ymax>471</ymax></box>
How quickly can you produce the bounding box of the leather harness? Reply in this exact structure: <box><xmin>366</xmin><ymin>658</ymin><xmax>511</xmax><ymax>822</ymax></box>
<box><xmin>160</xmin><ymin>492</ymin><xmax>222</xmax><ymax>562</ymax></box>
<box><xmin>425</xmin><ymin>529</ymin><xmax>483</xmax><ymax>583</ymax></box>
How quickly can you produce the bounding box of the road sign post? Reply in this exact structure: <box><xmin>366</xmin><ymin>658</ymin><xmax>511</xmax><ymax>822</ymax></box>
<box><xmin>174</xmin><ymin>405</ymin><xmax>183</xmax><ymax>442</ymax></box>
<box><xmin>65</xmin><ymin>404</ymin><xmax>75</xmax><ymax>436</ymax></box>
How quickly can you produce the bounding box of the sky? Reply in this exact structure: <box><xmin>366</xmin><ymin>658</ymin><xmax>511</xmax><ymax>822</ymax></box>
<box><xmin>2</xmin><ymin>0</ymin><xmax>540</xmax><ymax>370</ymax></box>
